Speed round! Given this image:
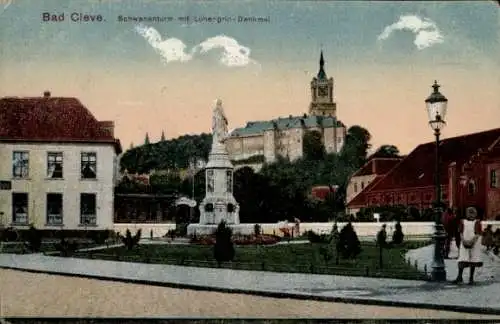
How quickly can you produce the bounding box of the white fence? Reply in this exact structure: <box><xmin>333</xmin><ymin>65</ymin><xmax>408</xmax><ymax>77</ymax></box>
<box><xmin>113</xmin><ymin>221</ymin><xmax>500</xmax><ymax>239</ymax></box>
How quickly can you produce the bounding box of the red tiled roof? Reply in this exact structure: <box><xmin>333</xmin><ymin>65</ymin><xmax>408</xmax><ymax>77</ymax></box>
<box><xmin>351</xmin><ymin>158</ymin><xmax>403</xmax><ymax>177</ymax></box>
<box><xmin>347</xmin><ymin>175</ymin><xmax>384</xmax><ymax>208</ymax></box>
<box><xmin>368</xmin><ymin>128</ymin><xmax>500</xmax><ymax>192</ymax></box>
<box><xmin>0</xmin><ymin>94</ymin><xmax>122</xmax><ymax>153</ymax></box>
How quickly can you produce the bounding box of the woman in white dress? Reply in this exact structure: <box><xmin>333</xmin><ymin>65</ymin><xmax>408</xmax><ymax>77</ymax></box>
<box><xmin>452</xmin><ymin>206</ymin><xmax>483</xmax><ymax>285</ymax></box>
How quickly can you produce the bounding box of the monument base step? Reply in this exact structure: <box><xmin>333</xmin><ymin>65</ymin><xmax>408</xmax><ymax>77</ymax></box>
<box><xmin>187</xmin><ymin>224</ymin><xmax>255</xmax><ymax>236</ymax></box>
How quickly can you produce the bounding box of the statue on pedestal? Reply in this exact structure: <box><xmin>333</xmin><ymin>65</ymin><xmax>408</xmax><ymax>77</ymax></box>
<box><xmin>212</xmin><ymin>99</ymin><xmax>228</xmax><ymax>146</ymax></box>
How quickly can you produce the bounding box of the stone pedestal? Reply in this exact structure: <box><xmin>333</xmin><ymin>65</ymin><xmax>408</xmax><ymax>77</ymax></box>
<box><xmin>187</xmin><ymin>141</ymin><xmax>243</xmax><ymax>236</ymax></box>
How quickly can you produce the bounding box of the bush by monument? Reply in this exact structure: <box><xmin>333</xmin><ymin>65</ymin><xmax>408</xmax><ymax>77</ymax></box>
<box><xmin>392</xmin><ymin>221</ymin><xmax>405</xmax><ymax>244</ymax></box>
<box><xmin>213</xmin><ymin>221</ymin><xmax>235</xmax><ymax>265</ymax></box>
<box><xmin>120</xmin><ymin>229</ymin><xmax>142</xmax><ymax>250</ymax></box>
<box><xmin>338</xmin><ymin>222</ymin><xmax>361</xmax><ymax>259</ymax></box>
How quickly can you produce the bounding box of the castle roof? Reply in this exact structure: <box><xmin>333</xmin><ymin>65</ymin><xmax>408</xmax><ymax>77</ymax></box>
<box><xmin>229</xmin><ymin>115</ymin><xmax>344</xmax><ymax>137</ymax></box>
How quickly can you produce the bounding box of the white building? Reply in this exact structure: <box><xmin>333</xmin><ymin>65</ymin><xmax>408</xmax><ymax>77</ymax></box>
<box><xmin>0</xmin><ymin>91</ymin><xmax>122</xmax><ymax>230</ymax></box>
<box><xmin>225</xmin><ymin>51</ymin><xmax>347</xmax><ymax>170</ymax></box>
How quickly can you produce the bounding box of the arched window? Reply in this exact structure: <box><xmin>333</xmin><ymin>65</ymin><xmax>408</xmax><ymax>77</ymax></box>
<box><xmin>354</xmin><ymin>182</ymin><xmax>358</xmax><ymax>193</ymax></box>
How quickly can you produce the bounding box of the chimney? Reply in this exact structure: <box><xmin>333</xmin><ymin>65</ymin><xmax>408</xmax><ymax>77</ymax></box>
<box><xmin>43</xmin><ymin>91</ymin><xmax>51</xmax><ymax>98</ymax></box>
<box><xmin>99</xmin><ymin>121</ymin><xmax>115</xmax><ymax>137</ymax></box>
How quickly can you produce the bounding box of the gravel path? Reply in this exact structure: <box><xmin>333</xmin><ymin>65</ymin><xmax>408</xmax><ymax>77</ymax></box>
<box><xmin>1</xmin><ymin>270</ymin><xmax>498</xmax><ymax>319</ymax></box>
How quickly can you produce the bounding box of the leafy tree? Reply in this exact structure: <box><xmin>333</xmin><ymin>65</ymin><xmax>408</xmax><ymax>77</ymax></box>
<box><xmin>150</xmin><ymin>172</ymin><xmax>182</xmax><ymax>194</ymax></box>
<box><xmin>303</xmin><ymin>130</ymin><xmax>325</xmax><ymax>160</ymax></box>
<box><xmin>120</xmin><ymin>133</ymin><xmax>212</xmax><ymax>174</ymax></box>
<box><xmin>341</xmin><ymin>125</ymin><xmax>372</xmax><ymax>170</ymax></box>
<box><xmin>213</xmin><ymin>221</ymin><xmax>235</xmax><ymax>266</ymax></box>
<box><xmin>180</xmin><ymin>169</ymin><xmax>206</xmax><ymax>202</ymax></box>
<box><xmin>371</xmin><ymin>145</ymin><xmax>400</xmax><ymax>158</ymax></box>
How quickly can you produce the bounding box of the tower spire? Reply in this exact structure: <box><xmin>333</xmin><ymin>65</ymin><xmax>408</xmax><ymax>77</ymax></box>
<box><xmin>317</xmin><ymin>50</ymin><xmax>326</xmax><ymax>80</ymax></box>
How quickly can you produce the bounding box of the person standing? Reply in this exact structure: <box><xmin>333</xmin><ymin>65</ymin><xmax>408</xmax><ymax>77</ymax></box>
<box><xmin>452</xmin><ymin>206</ymin><xmax>483</xmax><ymax>285</ymax></box>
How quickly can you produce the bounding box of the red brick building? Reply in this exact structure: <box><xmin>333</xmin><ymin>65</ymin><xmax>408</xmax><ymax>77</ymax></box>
<box><xmin>347</xmin><ymin>128</ymin><xmax>500</xmax><ymax>220</ymax></box>
<box><xmin>345</xmin><ymin>157</ymin><xmax>404</xmax><ymax>214</ymax></box>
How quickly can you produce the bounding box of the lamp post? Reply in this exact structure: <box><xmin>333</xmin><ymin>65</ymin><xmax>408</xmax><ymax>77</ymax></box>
<box><xmin>425</xmin><ymin>80</ymin><xmax>448</xmax><ymax>282</ymax></box>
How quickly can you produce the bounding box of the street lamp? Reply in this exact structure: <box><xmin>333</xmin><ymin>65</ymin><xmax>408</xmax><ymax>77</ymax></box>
<box><xmin>425</xmin><ymin>80</ymin><xmax>448</xmax><ymax>282</ymax></box>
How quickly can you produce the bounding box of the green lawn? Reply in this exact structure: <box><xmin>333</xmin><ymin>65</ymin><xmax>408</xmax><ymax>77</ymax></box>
<box><xmin>75</xmin><ymin>241</ymin><xmax>431</xmax><ymax>281</ymax></box>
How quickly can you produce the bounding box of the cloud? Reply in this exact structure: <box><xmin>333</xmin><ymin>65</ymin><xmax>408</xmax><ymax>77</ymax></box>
<box><xmin>377</xmin><ymin>15</ymin><xmax>444</xmax><ymax>50</ymax></box>
<box><xmin>135</xmin><ymin>24</ymin><xmax>258</xmax><ymax>67</ymax></box>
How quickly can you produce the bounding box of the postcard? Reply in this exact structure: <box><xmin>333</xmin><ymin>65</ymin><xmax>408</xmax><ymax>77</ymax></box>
<box><xmin>0</xmin><ymin>0</ymin><xmax>499</xmax><ymax>322</ymax></box>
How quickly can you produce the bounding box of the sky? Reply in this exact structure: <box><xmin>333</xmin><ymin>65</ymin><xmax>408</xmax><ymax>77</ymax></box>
<box><xmin>0</xmin><ymin>0</ymin><xmax>498</xmax><ymax>154</ymax></box>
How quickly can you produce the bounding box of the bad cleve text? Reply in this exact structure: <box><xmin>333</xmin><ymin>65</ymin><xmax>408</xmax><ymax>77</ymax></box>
<box><xmin>42</xmin><ymin>12</ymin><xmax>105</xmax><ymax>23</ymax></box>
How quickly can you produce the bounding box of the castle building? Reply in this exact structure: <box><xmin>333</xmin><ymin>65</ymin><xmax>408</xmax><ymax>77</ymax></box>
<box><xmin>225</xmin><ymin>52</ymin><xmax>347</xmax><ymax>169</ymax></box>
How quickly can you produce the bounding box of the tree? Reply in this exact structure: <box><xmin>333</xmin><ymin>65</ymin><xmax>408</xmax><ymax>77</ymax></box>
<box><xmin>144</xmin><ymin>133</ymin><xmax>150</xmax><ymax>145</ymax></box>
<box><xmin>371</xmin><ymin>145</ymin><xmax>400</xmax><ymax>158</ymax></box>
<box><xmin>120</xmin><ymin>133</ymin><xmax>212</xmax><ymax>174</ymax></box>
<box><xmin>160</xmin><ymin>130</ymin><xmax>166</xmax><ymax>142</ymax></box>
<box><xmin>338</xmin><ymin>222</ymin><xmax>361</xmax><ymax>259</ymax></box>
<box><xmin>341</xmin><ymin>125</ymin><xmax>372</xmax><ymax>170</ymax></box>
<box><xmin>213</xmin><ymin>221</ymin><xmax>235</xmax><ymax>266</ymax></box>
<box><xmin>303</xmin><ymin>130</ymin><xmax>325</xmax><ymax>161</ymax></box>
<box><xmin>150</xmin><ymin>172</ymin><xmax>182</xmax><ymax>194</ymax></box>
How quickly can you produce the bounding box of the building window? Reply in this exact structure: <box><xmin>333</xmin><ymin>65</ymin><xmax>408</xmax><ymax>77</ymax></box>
<box><xmin>467</xmin><ymin>180</ymin><xmax>476</xmax><ymax>196</ymax></box>
<box><xmin>12</xmin><ymin>151</ymin><xmax>29</xmax><ymax>178</ymax></box>
<box><xmin>81</xmin><ymin>152</ymin><xmax>97</xmax><ymax>179</ymax></box>
<box><xmin>361</xmin><ymin>182</ymin><xmax>365</xmax><ymax>190</ymax></box>
<box><xmin>80</xmin><ymin>193</ymin><xmax>97</xmax><ymax>225</ymax></box>
<box><xmin>47</xmin><ymin>152</ymin><xmax>63</xmax><ymax>179</ymax></box>
<box><xmin>12</xmin><ymin>193</ymin><xmax>28</xmax><ymax>224</ymax></box>
<box><xmin>491</xmin><ymin>170</ymin><xmax>498</xmax><ymax>188</ymax></box>
<box><xmin>353</xmin><ymin>182</ymin><xmax>358</xmax><ymax>193</ymax></box>
<box><xmin>46</xmin><ymin>193</ymin><xmax>63</xmax><ymax>225</ymax></box>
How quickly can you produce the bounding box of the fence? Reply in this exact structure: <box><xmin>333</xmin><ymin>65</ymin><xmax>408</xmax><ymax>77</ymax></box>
<box><xmin>76</xmin><ymin>251</ymin><xmax>429</xmax><ymax>281</ymax></box>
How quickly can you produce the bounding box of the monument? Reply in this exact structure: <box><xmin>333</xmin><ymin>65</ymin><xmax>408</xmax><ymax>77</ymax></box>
<box><xmin>187</xmin><ymin>99</ymin><xmax>251</xmax><ymax>236</ymax></box>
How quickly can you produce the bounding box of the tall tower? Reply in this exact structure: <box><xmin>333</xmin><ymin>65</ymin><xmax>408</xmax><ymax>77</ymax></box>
<box><xmin>309</xmin><ymin>51</ymin><xmax>337</xmax><ymax>117</ymax></box>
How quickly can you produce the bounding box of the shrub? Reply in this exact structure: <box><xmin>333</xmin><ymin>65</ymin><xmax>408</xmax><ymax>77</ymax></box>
<box><xmin>306</xmin><ymin>230</ymin><xmax>330</xmax><ymax>244</ymax></box>
<box><xmin>0</xmin><ymin>227</ymin><xmax>19</xmax><ymax>242</ymax></box>
<box><xmin>254</xmin><ymin>224</ymin><xmax>261</xmax><ymax>236</ymax></box>
<box><xmin>213</xmin><ymin>221</ymin><xmax>235</xmax><ymax>265</ymax></box>
<box><xmin>55</xmin><ymin>237</ymin><xmax>79</xmax><ymax>257</ymax></box>
<box><xmin>24</xmin><ymin>225</ymin><xmax>42</xmax><ymax>253</ymax></box>
<box><xmin>120</xmin><ymin>229</ymin><xmax>142</xmax><ymax>250</ymax></box>
<box><xmin>392</xmin><ymin>221</ymin><xmax>404</xmax><ymax>244</ymax></box>
<box><xmin>175</xmin><ymin>223</ymin><xmax>189</xmax><ymax>237</ymax></box>
<box><xmin>338</xmin><ymin>222</ymin><xmax>361</xmax><ymax>259</ymax></box>
<box><xmin>87</xmin><ymin>230</ymin><xmax>110</xmax><ymax>245</ymax></box>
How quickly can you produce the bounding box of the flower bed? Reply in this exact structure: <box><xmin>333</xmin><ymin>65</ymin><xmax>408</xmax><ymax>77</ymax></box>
<box><xmin>190</xmin><ymin>234</ymin><xmax>280</xmax><ymax>246</ymax></box>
